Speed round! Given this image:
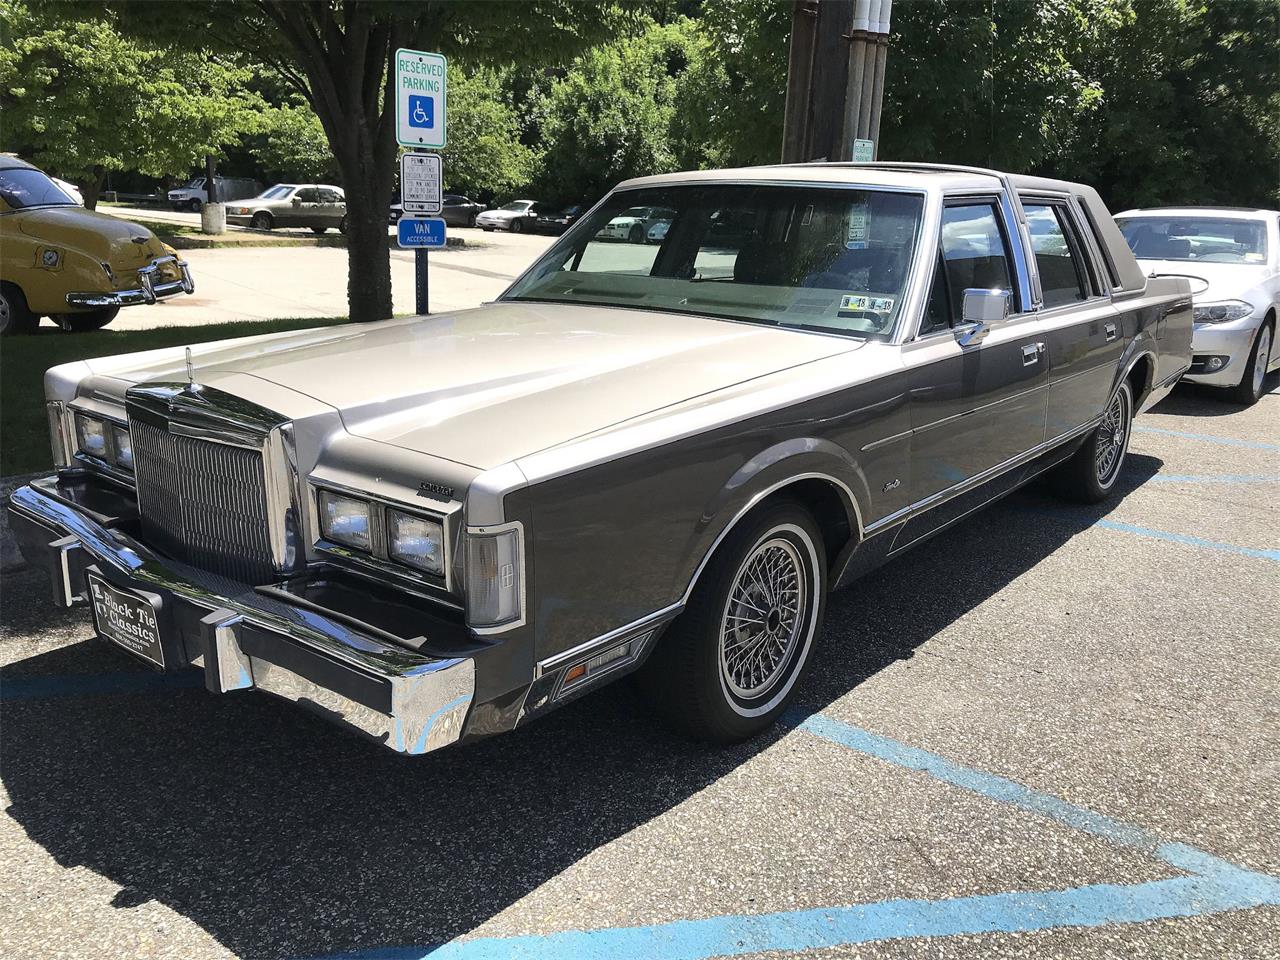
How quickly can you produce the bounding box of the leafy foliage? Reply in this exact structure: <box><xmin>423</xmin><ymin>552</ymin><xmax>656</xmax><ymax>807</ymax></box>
<box><xmin>439</xmin><ymin>69</ymin><xmax>537</xmax><ymax>201</ymax></box>
<box><xmin>0</xmin><ymin>1</ymin><xmax>262</xmax><ymax>206</ymax></box>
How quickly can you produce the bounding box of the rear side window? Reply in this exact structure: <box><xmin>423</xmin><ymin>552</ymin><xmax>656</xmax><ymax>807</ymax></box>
<box><xmin>1023</xmin><ymin>202</ymin><xmax>1093</xmax><ymax>308</ymax></box>
<box><xmin>920</xmin><ymin>200</ymin><xmax>1014</xmax><ymax>335</ymax></box>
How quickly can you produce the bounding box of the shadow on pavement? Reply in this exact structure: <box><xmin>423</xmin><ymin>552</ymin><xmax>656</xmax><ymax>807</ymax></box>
<box><xmin>0</xmin><ymin>455</ymin><xmax>1161</xmax><ymax>959</ymax></box>
<box><xmin>1150</xmin><ymin>373</ymin><xmax>1280</xmax><ymax>417</ymax></box>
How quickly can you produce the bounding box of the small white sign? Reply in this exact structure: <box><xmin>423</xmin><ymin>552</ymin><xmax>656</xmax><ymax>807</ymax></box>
<box><xmin>396</xmin><ymin>48</ymin><xmax>447</xmax><ymax>149</ymax></box>
<box><xmin>852</xmin><ymin>138</ymin><xmax>875</xmax><ymax>163</ymax></box>
<box><xmin>401</xmin><ymin>153</ymin><xmax>442</xmax><ymax>214</ymax></box>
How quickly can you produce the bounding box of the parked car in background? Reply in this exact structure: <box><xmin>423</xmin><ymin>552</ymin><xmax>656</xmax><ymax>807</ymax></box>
<box><xmin>536</xmin><ymin>204</ymin><xmax>588</xmax><ymax>235</ymax></box>
<box><xmin>51</xmin><ymin>177</ymin><xmax>84</xmax><ymax>205</ymax></box>
<box><xmin>646</xmin><ymin>216</ymin><xmax>672</xmax><ymax>244</ymax></box>
<box><xmin>7</xmin><ymin>163</ymin><xmax>1190</xmax><ymax>757</ymax></box>
<box><xmin>0</xmin><ymin>156</ymin><xmax>193</xmax><ymax>334</ymax></box>
<box><xmin>167</xmin><ymin>176</ymin><xmax>261</xmax><ymax>212</ymax></box>
<box><xmin>389</xmin><ymin>193</ymin><xmax>484</xmax><ymax>227</ymax></box>
<box><xmin>597</xmin><ymin>205</ymin><xmax>677</xmax><ymax>243</ymax></box>
<box><xmin>476</xmin><ymin>200</ymin><xmax>539</xmax><ymax>233</ymax></box>
<box><xmin>226</xmin><ymin>184</ymin><xmax>348</xmax><ymax>234</ymax></box>
<box><xmin>1116</xmin><ymin>206</ymin><xmax>1279</xmax><ymax>404</ymax></box>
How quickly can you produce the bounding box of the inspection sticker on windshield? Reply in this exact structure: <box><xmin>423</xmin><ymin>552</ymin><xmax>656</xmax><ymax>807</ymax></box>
<box><xmin>839</xmin><ymin>294</ymin><xmax>893</xmax><ymax>316</ymax></box>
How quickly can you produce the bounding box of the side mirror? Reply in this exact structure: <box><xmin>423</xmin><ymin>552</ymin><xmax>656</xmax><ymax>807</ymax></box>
<box><xmin>956</xmin><ymin>288</ymin><xmax>1011</xmax><ymax>346</ymax></box>
<box><xmin>292</xmin><ymin>197</ymin><xmax>302</xmax><ymax>207</ymax></box>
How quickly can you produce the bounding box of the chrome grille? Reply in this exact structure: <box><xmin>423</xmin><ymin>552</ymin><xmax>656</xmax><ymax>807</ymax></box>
<box><xmin>130</xmin><ymin>417</ymin><xmax>275</xmax><ymax>583</ymax></box>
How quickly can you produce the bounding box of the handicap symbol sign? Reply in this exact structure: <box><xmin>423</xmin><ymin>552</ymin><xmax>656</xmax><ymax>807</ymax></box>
<box><xmin>408</xmin><ymin>95</ymin><xmax>434</xmax><ymax>129</ymax></box>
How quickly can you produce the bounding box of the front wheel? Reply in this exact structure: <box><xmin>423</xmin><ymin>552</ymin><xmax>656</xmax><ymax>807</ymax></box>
<box><xmin>510</xmin><ymin>218</ymin><xmax>523</xmax><ymax>234</ymax></box>
<box><xmin>1225</xmin><ymin>320</ymin><xmax>1272</xmax><ymax>406</ymax></box>
<box><xmin>0</xmin><ymin>282</ymin><xmax>40</xmax><ymax>335</ymax></box>
<box><xmin>188</xmin><ymin>199</ymin><xmax>202</xmax><ymax>213</ymax></box>
<box><xmin>54</xmin><ymin>307</ymin><xmax>120</xmax><ymax>332</ymax></box>
<box><xmin>629</xmin><ymin>224</ymin><xmax>645</xmax><ymax>244</ymax></box>
<box><xmin>637</xmin><ymin>500</ymin><xmax>827</xmax><ymax>743</ymax></box>
<box><xmin>250</xmin><ymin>211</ymin><xmax>272</xmax><ymax>230</ymax></box>
<box><xmin>311</xmin><ymin>225</ymin><xmax>328</xmax><ymax>235</ymax></box>
<box><xmin>1051</xmin><ymin>380</ymin><xmax>1133</xmax><ymax>504</ymax></box>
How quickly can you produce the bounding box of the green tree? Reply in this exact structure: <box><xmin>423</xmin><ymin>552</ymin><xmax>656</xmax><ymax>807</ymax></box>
<box><xmin>440</xmin><ymin>68</ymin><xmax>537</xmax><ymax>201</ymax></box>
<box><xmin>77</xmin><ymin>0</ymin><xmax>639</xmax><ymax>323</ymax></box>
<box><xmin>0</xmin><ymin>1</ymin><xmax>262</xmax><ymax>208</ymax></box>
<box><xmin>253</xmin><ymin>100</ymin><xmax>341</xmax><ymax>184</ymax></box>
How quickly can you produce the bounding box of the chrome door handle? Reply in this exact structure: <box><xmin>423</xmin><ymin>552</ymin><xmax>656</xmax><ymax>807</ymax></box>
<box><xmin>1022</xmin><ymin>343</ymin><xmax>1040</xmax><ymax>365</ymax></box>
<box><xmin>1105</xmin><ymin>322</ymin><xmax>1118</xmax><ymax>342</ymax></box>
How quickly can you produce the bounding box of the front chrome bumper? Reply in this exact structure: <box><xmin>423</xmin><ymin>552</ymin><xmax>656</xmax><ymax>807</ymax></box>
<box><xmin>7</xmin><ymin>482</ymin><xmax>474</xmax><ymax>755</ymax></box>
<box><xmin>66</xmin><ymin>256</ymin><xmax>195</xmax><ymax>309</ymax></box>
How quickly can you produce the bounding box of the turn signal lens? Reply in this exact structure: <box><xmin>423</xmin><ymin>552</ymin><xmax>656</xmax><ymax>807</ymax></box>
<box><xmin>465</xmin><ymin>525</ymin><xmax>522</xmax><ymax>627</ymax></box>
<box><xmin>387</xmin><ymin>509</ymin><xmax>444</xmax><ymax>575</ymax></box>
<box><xmin>318</xmin><ymin>490</ymin><xmax>372</xmax><ymax>552</ymax></box>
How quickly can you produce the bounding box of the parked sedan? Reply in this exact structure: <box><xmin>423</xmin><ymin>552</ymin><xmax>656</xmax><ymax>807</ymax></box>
<box><xmin>389</xmin><ymin>194</ymin><xmax>484</xmax><ymax>227</ymax></box>
<box><xmin>535</xmin><ymin>204</ymin><xmax>587</xmax><ymax>236</ymax></box>
<box><xmin>475</xmin><ymin>200</ymin><xmax>539</xmax><ymax>233</ymax></box>
<box><xmin>597</xmin><ymin>205</ymin><xmax>676</xmax><ymax>243</ymax></box>
<box><xmin>1117</xmin><ymin>206</ymin><xmax>1279</xmax><ymax>404</ymax></box>
<box><xmin>227</xmin><ymin>184</ymin><xmax>348</xmax><ymax>234</ymax></box>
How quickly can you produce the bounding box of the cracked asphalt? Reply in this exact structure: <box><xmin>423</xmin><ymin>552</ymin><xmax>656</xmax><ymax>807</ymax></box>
<box><xmin>1</xmin><ymin>376</ymin><xmax>1277</xmax><ymax>959</ymax></box>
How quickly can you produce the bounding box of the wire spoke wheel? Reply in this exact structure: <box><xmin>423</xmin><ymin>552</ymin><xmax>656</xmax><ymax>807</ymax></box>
<box><xmin>719</xmin><ymin>537</ymin><xmax>806</xmax><ymax>701</ymax></box>
<box><xmin>1094</xmin><ymin>388</ymin><xmax>1129</xmax><ymax>485</ymax></box>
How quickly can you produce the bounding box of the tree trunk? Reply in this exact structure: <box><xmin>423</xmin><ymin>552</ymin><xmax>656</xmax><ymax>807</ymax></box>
<box><xmin>80</xmin><ymin>165</ymin><xmax>106</xmax><ymax>211</ymax></box>
<box><xmin>341</xmin><ymin>165</ymin><xmax>395</xmax><ymax>322</ymax></box>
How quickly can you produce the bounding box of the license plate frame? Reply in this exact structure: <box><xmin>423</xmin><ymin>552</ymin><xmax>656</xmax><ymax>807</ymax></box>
<box><xmin>87</xmin><ymin>572</ymin><xmax>166</xmax><ymax>669</ymax></box>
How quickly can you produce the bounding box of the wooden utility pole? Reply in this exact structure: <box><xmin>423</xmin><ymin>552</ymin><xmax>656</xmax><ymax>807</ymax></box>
<box><xmin>781</xmin><ymin>0</ymin><xmax>893</xmax><ymax>163</ymax></box>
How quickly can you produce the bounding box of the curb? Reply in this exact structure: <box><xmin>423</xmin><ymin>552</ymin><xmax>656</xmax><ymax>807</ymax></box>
<box><xmin>0</xmin><ymin>472</ymin><xmax>43</xmax><ymax>573</ymax></box>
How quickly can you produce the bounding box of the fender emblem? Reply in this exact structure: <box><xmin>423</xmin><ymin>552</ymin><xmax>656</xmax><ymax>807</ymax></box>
<box><xmin>882</xmin><ymin>478</ymin><xmax>901</xmax><ymax>492</ymax></box>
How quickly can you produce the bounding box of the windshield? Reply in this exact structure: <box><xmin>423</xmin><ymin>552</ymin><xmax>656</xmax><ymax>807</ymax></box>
<box><xmin>260</xmin><ymin>185</ymin><xmax>294</xmax><ymax>199</ymax></box>
<box><xmin>501</xmin><ymin>201</ymin><xmax>532</xmax><ymax>212</ymax></box>
<box><xmin>505</xmin><ymin>184</ymin><xmax>925</xmax><ymax>340</ymax></box>
<box><xmin>185</xmin><ymin>178</ymin><xmax>205</xmax><ymax>188</ymax></box>
<box><xmin>1117</xmin><ymin>216</ymin><xmax>1268</xmax><ymax>264</ymax></box>
<box><xmin>0</xmin><ymin>167</ymin><xmax>77</xmax><ymax>209</ymax></box>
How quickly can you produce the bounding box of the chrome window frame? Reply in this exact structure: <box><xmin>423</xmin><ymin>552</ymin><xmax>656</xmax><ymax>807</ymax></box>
<box><xmin>309</xmin><ymin>478</ymin><xmax>459</xmax><ymax>597</ymax></box>
<box><xmin>1017</xmin><ymin>192</ymin><xmax>1113</xmax><ymax>313</ymax></box>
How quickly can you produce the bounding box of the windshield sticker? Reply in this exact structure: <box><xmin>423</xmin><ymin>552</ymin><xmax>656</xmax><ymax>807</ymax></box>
<box><xmin>839</xmin><ymin>294</ymin><xmax>894</xmax><ymax>316</ymax></box>
<box><xmin>847</xmin><ymin>203</ymin><xmax>869</xmax><ymax>249</ymax></box>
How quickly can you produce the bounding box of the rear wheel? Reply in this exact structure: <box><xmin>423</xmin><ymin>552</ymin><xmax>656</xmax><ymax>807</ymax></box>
<box><xmin>468</xmin><ymin>212</ymin><xmax>478</xmax><ymax>227</ymax></box>
<box><xmin>338</xmin><ymin>215</ymin><xmax>348</xmax><ymax>235</ymax></box>
<box><xmin>637</xmin><ymin>500</ymin><xmax>826</xmax><ymax>743</ymax></box>
<box><xmin>1052</xmin><ymin>380</ymin><xmax>1133</xmax><ymax>504</ymax></box>
<box><xmin>310</xmin><ymin>225</ymin><xmax>328</xmax><ymax>235</ymax></box>
<box><xmin>0</xmin><ymin>282</ymin><xmax>40</xmax><ymax>335</ymax></box>
<box><xmin>54</xmin><ymin>307</ymin><xmax>119</xmax><ymax>332</ymax></box>
<box><xmin>250</xmin><ymin>212</ymin><xmax>272</xmax><ymax>230</ymax></box>
<box><xmin>1225</xmin><ymin>320</ymin><xmax>1272</xmax><ymax>406</ymax></box>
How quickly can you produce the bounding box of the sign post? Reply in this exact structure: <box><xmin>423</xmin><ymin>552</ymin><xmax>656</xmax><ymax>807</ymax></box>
<box><xmin>395</xmin><ymin>49</ymin><xmax>447</xmax><ymax>315</ymax></box>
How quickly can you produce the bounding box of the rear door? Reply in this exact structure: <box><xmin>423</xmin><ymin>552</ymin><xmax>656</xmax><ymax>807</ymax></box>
<box><xmin>1021</xmin><ymin>195</ymin><xmax>1124</xmax><ymax>439</ymax></box>
<box><xmin>897</xmin><ymin>196</ymin><xmax>1048</xmax><ymax>544</ymax></box>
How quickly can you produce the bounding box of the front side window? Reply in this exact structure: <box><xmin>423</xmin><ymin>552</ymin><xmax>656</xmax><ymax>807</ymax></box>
<box><xmin>1023</xmin><ymin>202</ymin><xmax>1090</xmax><ymax>308</ymax></box>
<box><xmin>505</xmin><ymin>184</ymin><xmax>926</xmax><ymax>340</ymax></box>
<box><xmin>295</xmin><ymin>187</ymin><xmax>321</xmax><ymax>203</ymax></box>
<box><xmin>920</xmin><ymin>201</ymin><xmax>1014</xmax><ymax>335</ymax></box>
<box><xmin>0</xmin><ymin>168</ymin><xmax>78</xmax><ymax>210</ymax></box>
<box><xmin>1116</xmin><ymin>216</ymin><xmax>1268</xmax><ymax>264</ymax></box>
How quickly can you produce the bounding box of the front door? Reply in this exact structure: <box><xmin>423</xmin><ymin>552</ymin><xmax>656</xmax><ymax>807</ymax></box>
<box><xmin>896</xmin><ymin>198</ymin><xmax>1048</xmax><ymax>547</ymax></box>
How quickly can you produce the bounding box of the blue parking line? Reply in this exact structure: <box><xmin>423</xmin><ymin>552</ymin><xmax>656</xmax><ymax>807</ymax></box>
<box><xmin>0</xmin><ymin>669</ymin><xmax>203</xmax><ymax>701</ymax></box>
<box><xmin>1132</xmin><ymin>425</ymin><xmax>1279</xmax><ymax>450</ymax></box>
<box><xmin>1090</xmin><ymin>519</ymin><xmax>1280</xmax><ymax>563</ymax></box>
<box><xmin>1147</xmin><ymin>473</ymin><xmax>1280</xmax><ymax>485</ymax></box>
<box><xmin>302</xmin><ymin>715</ymin><xmax>1280</xmax><ymax>960</ymax></box>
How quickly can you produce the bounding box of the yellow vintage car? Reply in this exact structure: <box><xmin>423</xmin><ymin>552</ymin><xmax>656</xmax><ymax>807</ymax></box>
<box><xmin>0</xmin><ymin>156</ymin><xmax>193</xmax><ymax>335</ymax></box>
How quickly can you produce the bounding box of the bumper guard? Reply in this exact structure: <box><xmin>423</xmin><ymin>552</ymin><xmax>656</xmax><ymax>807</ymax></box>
<box><xmin>66</xmin><ymin>256</ymin><xmax>195</xmax><ymax>309</ymax></box>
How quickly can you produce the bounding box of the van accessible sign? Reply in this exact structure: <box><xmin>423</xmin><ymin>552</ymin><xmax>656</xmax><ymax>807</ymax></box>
<box><xmin>396</xmin><ymin>48</ymin><xmax>447</xmax><ymax>149</ymax></box>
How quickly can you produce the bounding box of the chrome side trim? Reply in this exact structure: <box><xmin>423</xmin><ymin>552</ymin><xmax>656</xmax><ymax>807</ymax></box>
<box><xmin>911</xmin><ymin>382</ymin><xmax>1047</xmax><ymax>437</ymax></box>
<box><xmin>863</xmin><ymin>415</ymin><xmax>1102</xmax><ymax>536</ymax></box>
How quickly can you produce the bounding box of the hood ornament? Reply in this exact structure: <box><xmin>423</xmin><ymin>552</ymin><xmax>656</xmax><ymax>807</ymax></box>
<box><xmin>185</xmin><ymin>347</ymin><xmax>195</xmax><ymax>385</ymax></box>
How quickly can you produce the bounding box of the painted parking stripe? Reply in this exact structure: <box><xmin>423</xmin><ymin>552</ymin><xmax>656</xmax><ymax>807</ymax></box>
<box><xmin>302</xmin><ymin>715</ymin><xmax>1280</xmax><ymax>960</ymax></box>
<box><xmin>1132</xmin><ymin>425</ymin><xmax>1279</xmax><ymax>450</ymax></box>
<box><xmin>1147</xmin><ymin>473</ymin><xmax>1280</xmax><ymax>485</ymax></box>
<box><xmin>1089</xmin><ymin>519</ymin><xmax>1279</xmax><ymax>562</ymax></box>
<box><xmin>0</xmin><ymin>669</ymin><xmax>203</xmax><ymax>701</ymax></box>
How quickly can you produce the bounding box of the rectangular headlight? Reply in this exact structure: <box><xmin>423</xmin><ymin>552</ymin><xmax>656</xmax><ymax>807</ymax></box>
<box><xmin>112</xmin><ymin>424</ymin><xmax>133</xmax><ymax>470</ymax></box>
<box><xmin>388</xmin><ymin>509</ymin><xmax>445</xmax><ymax>576</ymax></box>
<box><xmin>75</xmin><ymin>413</ymin><xmax>107</xmax><ymax>459</ymax></box>
<box><xmin>318</xmin><ymin>489</ymin><xmax>372</xmax><ymax>552</ymax></box>
<box><xmin>465</xmin><ymin>524</ymin><xmax>523</xmax><ymax>627</ymax></box>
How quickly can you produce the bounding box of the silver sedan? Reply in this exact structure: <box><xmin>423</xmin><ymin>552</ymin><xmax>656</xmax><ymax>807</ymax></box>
<box><xmin>227</xmin><ymin>184</ymin><xmax>348</xmax><ymax>234</ymax></box>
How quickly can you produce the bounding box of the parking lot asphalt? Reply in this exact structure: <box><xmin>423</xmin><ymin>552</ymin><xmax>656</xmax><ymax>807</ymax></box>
<box><xmin>1</xmin><ymin>377</ymin><xmax>1277</xmax><ymax>960</ymax></box>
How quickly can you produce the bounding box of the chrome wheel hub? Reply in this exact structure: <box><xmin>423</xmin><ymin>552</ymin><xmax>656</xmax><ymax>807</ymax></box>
<box><xmin>719</xmin><ymin>537</ymin><xmax>806</xmax><ymax>700</ymax></box>
<box><xmin>1096</xmin><ymin>390</ymin><xmax>1128</xmax><ymax>484</ymax></box>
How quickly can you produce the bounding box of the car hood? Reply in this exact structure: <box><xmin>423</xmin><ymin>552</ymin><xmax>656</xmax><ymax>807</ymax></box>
<box><xmin>17</xmin><ymin>206</ymin><xmax>167</xmax><ymax>266</ymax></box>
<box><xmin>479</xmin><ymin>210</ymin><xmax>517</xmax><ymax>219</ymax></box>
<box><xmin>1134</xmin><ymin>258</ymin><xmax>1269</xmax><ymax>305</ymax></box>
<box><xmin>103</xmin><ymin>302</ymin><xmax>862</xmax><ymax>470</ymax></box>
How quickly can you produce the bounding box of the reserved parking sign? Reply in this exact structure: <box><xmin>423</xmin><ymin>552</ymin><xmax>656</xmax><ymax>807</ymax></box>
<box><xmin>396</xmin><ymin>49</ymin><xmax>446</xmax><ymax>148</ymax></box>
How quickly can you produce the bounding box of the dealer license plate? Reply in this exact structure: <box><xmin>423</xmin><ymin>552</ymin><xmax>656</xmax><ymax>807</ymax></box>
<box><xmin>87</xmin><ymin>573</ymin><xmax>165</xmax><ymax>668</ymax></box>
